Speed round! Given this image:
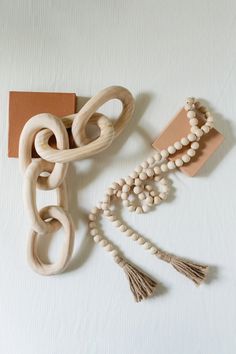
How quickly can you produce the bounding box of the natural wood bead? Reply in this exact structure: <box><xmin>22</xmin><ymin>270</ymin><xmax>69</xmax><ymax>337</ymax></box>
<box><xmin>116</xmin><ymin>190</ymin><xmax>122</xmax><ymax>198</ymax></box>
<box><xmin>106</xmin><ymin>188</ymin><xmax>114</xmax><ymax>196</ymax></box>
<box><xmin>135</xmin><ymin>165</ymin><xmax>142</xmax><ymax>173</ymax></box>
<box><xmin>202</xmin><ymin>125</ymin><xmax>210</xmax><ymax>133</ymax></box>
<box><xmin>168</xmin><ymin>145</ymin><xmax>176</xmax><ymax>154</ymax></box>
<box><xmin>131</xmin><ymin>233</ymin><xmax>139</xmax><ymax>240</ymax></box>
<box><xmin>146</xmin><ymin>168</ymin><xmax>154</xmax><ymax>177</ymax></box>
<box><xmin>182</xmin><ymin>154</ymin><xmax>190</xmax><ymax>162</ymax></box>
<box><xmin>154</xmin><ymin>152</ymin><xmax>162</xmax><ymax>161</ymax></box>
<box><xmin>159</xmin><ymin>192</ymin><xmax>167</xmax><ymax>200</ymax></box>
<box><xmin>143</xmin><ymin>242</ymin><xmax>151</xmax><ymax>250</ymax></box>
<box><xmin>191</xmin><ymin>126</ymin><xmax>199</xmax><ymax>134</ymax></box>
<box><xmin>89</xmin><ymin>221</ymin><xmax>96</xmax><ymax>228</ymax></box>
<box><xmin>175</xmin><ymin>158</ymin><xmax>183</xmax><ymax>167</ymax></box>
<box><xmin>100</xmin><ymin>239</ymin><xmax>108</xmax><ymax>247</ymax></box>
<box><xmin>187</xmin><ymin>111</ymin><xmax>196</xmax><ymax>119</ymax></box>
<box><xmin>135</xmin><ymin>206</ymin><xmax>143</xmax><ymax>214</ymax></box>
<box><xmin>89</xmin><ymin>213</ymin><xmax>96</xmax><ymax>221</ymax></box>
<box><xmin>90</xmin><ymin>228</ymin><xmax>99</xmax><ymax>236</ymax></box>
<box><xmin>125</xmin><ymin>177</ymin><xmax>133</xmax><ymax>186</ymax></box>
<box><xmin>125</xmin><ymin>228</ymin><xmax>133</xmax><ymax>236</ymax></box>
<box><xmin>154</xmin><ymin>175</ymin><xmax>161</xmax><ymax>182</ymax></box>
<box><xmin>137</xmin><ymin>237</ymin><xmax>145</xmax><ymax>244</ymax></box>
<box><xmin>150</xmin><ymin>246</ymin><xmax>158</xmax><ymax>254</ymax></box>
<box><xmin>187</xmin><ymin>133</ymin><xmax>196</xmax><ymax>142</ymax></box>
<box><xmin>119</xmin><ymin>224</ymin><xmax>127</xmax><ymax>232</ymax></box>
<box><xmin>111</xmin><ymin>249</ymin><xmax>119</xmax><ymax>257</ymax></box>
<box><xmin>160</xmin><ymin>163</ymin><xmax>168</xmax><ymax>172</ymax></box>
<box><xmin>145</xmin><ymin>184</ymin><xmax>152</xmax><ymax>191</ymax></box>
<box><xmin>122</xmin><ymin>184</ymin><xmax>130</xmax><ymax>192</ymax></box>
<box><xmin>134</xmin><ymin>178</ymin><xmax>142</xmax><ymax>186</ymax></box>
<box><xmin>174</xmin><ymin>141</ymin><xmax>182</xmax><ymax>150</ymax></box>
<box><xmin>113</xmin><ymin>220</ymin><xmax>122</xmax><ymax>227</ymax></box>
<box><xmin>195</xmin><ymin>129</ymin><xmax>203</xmax><ymax>137</ymax></box>
<box><xmin>146</xmin><ymin>196</ymin><xmax>154</xmax><ymax>205</ymax></box>
<box><xmin>181</xmin><ymin>137</ymin><xmax>189</xmax><ymax>146</ymax></box>
<box><xmin>191</xmin><ymin>142</ymin><xmax>199</xmax><ymax>150</ymax></box>
<box><xmin>154</xmin><ymin>166</ymin><xmax>161</xmax><ymax>175</ymax></box>
<box><xmin>134</xmin><ymin>185</ymin><xmax>142</xmax><ymax>194</ymax></box>
<box><xmin>139</xmin><ymin>172</ymin><xmax>147</xmax><ymax>180</ymax></box>
<box><xmin>186</xmin><ymin>97</ymin><xmax>195</xmax><ymax>105</ymax></box>
<box><xmin>150</xmin><ymin>190</ymin><xmax>156</xmax><ymax>197</ymax></box>
<box><xmin>121</xmin><ymin>192</ymin><xmax>128</xmax><ymax>200</ymax></box>
<box><xmin>93</xmin><ymin>235</ymin><xmax>102</xmax><ymax>243</ymax></box>
<box><xmin>142</xmin><ymin>204</ymin><xmax>150</xmax><ymax>212</ymax></box>
<box><xmin>117</xmin><ymin>178</ymin><xmax>125</xmax><ymax>187</ymax></box>
<box><xmin>147</xmin><ymin>156</ymin><xmax>155</xmax><ymax>165</ymax></box>
<box><xmin>141</xmin><ymin>161</ymin><xmax>149</xmax><ymax>169</ymax></box>
<box><xmin>138</xmin><ymin>192</ymin><xmax>146</xmax><ymax>200</ymax></box>
<box><xmin>129</xmin><ymin>171</ymin><xmax>138</xmax><ymax>179</ymax></box>
<box><xmin>187</xmin><ymin>148</ymin><xmax>196</xmax><ymax>157</ymax></box>
<box><xmin>167</xmin><ymin>161</ymin><xmax>176</xmax><ymax>170</ymax></box>
<box><xmin>160</xmin><ymin>149</ymin><xmax>169</xmax><ymax>158</ymax></box>
<box><xmin>190</xmin><ymin>118</ymin><xmax>198</xmax><ymax>126</ymax></box>
<box><xmin>154</xmin><ymin>196</ymin><xmax>161</xmax><ymax>204</ymax></box>
<box><xmin>111</xmin><ymin>182</ymin><xmax>120</xmax><ymax>190</ymax></box>
<box><xmin>104</xmin><ymin>244</ymin><xmax>113</xmax><ymax>252</ymax></box>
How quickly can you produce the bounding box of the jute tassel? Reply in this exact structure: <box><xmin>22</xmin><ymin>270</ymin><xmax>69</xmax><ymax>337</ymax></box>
<box><xmin>114</xmin><ymin>256</ymin><xmax>157</xmax><ymax>302</ymax></box>
<box><xmin>156</xmin><ymin>251</ymin><xmax>208</xmax><ymax>285</ymax></box>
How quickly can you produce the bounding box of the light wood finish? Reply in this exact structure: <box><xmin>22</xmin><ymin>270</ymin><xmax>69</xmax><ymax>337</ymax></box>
<box><xmin>19</xmin><ymin>86</ymin><xmax>135</xmax><ymax>275</ymax></box>
<box><xmin>27</xmin><ymin>205</ymin><xmax>75</xmax><ymax>275</ymax></box>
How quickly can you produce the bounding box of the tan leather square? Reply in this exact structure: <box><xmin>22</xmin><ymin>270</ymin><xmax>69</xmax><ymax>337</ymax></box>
<box><xmin>8</xmin><ymin>91</ymin><xmax>76</xmax><ymax>157</ymax></box>
<box><xmin>152</xmin><ymin>108</ymin><xmax>224</xmax><ymax>176</ymax></box>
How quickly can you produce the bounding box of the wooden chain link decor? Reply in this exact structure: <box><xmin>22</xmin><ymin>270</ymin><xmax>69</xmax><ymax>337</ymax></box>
<box><xmin>19</xmin><ymin>86</ymin><xmax>135</xmax><ymax>275</ymax></box>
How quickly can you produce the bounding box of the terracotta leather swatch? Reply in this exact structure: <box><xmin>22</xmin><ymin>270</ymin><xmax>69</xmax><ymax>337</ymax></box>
<box><xmin>152</xmin><ymin>108</ymin><xmax>224</xmax><ymax>176</ymax></box>
<box><xmin>8</xmin><ymin>91</ymin><xmax>76</xmax><ymax>158</ymax></box>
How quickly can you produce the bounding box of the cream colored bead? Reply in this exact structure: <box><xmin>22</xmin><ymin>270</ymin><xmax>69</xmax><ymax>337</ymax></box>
<box><xmin>150</xmin><ymin>246</ymin><xmax>158</xmax><ymax>254</ymax></box>
<box><xmin>190</xmin><ymin>118</ymin><xmax>198</xmax><ymax>126</ymax></box>
<box><xmin>125</xmin><ymin>228</ymin><xmax>133</xmax><ymax>237</ymax></box>
<box><xmin>191</xmin><ymin>126</ymin><xmax>199</xmax><ymax>134</ymax></box>
<box><xmin>125</xmin><ymin>177</ymin><xmax>133</xmax><ymax>186</ymax></box>
<box><xmin>154</xmin><ymin>166</ymin><xmax>161</xmax><ymax>175</ymax></box>
<box><xmin>100</xmin><ymin>239</ymin><xmax>108</xmax><ymax>247</ymax></box>
<box><xmin>167</xmin><ymin>145</ymin><xmax>176</xmax><ymax>154</ymax></box>
<box><xmin>146</xmin><ymin>196</ymin><xmax>154</xmax><ymax>205</ymax></box>
<box><xmin>131</xmin><ymin>233</ymin><xmax>139</xmax><ymax>240</ymax></box>
<box><xmin>122</xmin><ymin>184</ymin><xmax>130</xmax><ymax>193</ymax></box>
<box><xmin>119</xmin><ymin>224</ymin><xmax>127</xmax><ymax>232</ymax></box>
<box><xmin>143</xmin><ymin>242</ymin><xmax>151</xmax><ymax>250</ymax></box>
<box><xmin>159</xmin><ymin>192</ymin><xmax>167</xmax><ymax>200</ymax></box>
<box><xmin>135</xmin><ymin>165</ymin><xmax>142</xmax><ymax>173</ymax></box>
<box><xmin>111</xmin><ymin>182</ymin><xmax>120</xmax><ymax>190</ymax></box>
<box><xmin>154</xmin><ymin>152</ymin><xmax>162</xmax><ymax>161</ymax></box>
<box><xmin>182</xmin><ymin>154</ymin><xmax>190</xmax><ymax>163</ymax></box>
<box><xmin>90</xmin><ymin>228</ymin><xmax>98</xmax><ymax>236</ymax></box>
<box><xmin>160</xmin><ymin>178</ymin><xmax>167</xmax><ymax>185</ymax></box>
<box><xmin>145</xmin><ymin>184</ymin><xmax>152</xmax><ymax>191</ymax></box>
<box><xmin>135</xmin><ymin>206</ymin><xmax>143</xmax><ymax>214</ymax></box>
<box><xmin>191</xmin><ymin>142</ymin><xmax>199</xmax><ymax>150</ymax></box>
<box><xmin>206</xmin><ymin>121</ymin><xmax>213</xmax><ymax>127</ymax></box>
<box><xmin>122</xmin><ymin>200</ymin><xmax>129</xmax><ymax>207</ymax></box>
<box><xmin>205</xmin><ymin>111</ymin><xmax>211</xmax><ymax>117</ymax></box>
<box><xmin>111</xmin><ymin>249</ymin><xmax>119</xmax><ymax>257</ymax></box>
<box><xmin>134</xmin><ymin>185</ymin><xmax>142</xmax><ymax>194</ymax></box>
<box><xmin>207</xmin><ymin>116</ymin><xmax>214</xmax><ymax>122</ymax></box>
<box><xmin>129</xmin><ymin>171</ymin><xmax>138</xmax><ymax>179</ymax></box>
<box><xmin>187</xmin><ymin>111</ymin><xmax>196</xmax><ymax>119</ymax></box>
<box><xmin>187</xmin><ymin>133</ymin><xmax>196</xmax><ymax>142</ymax></box>
<box><xmin>116</xmin><ymin>190</ymin><xmax>122</xmax><ymax>198</ymax></box>
<box><xmin>181</xmin><ymin>137</ymin><xmax>189</xmax><ymax>146</ymax></box>
<box><xmin>147</xmin><ymin>156</ymin><xmax>155</xmax><ymax>165</ymax></box>
<box><xmin>117</xmin><ymin>178</ymin><xmax>125</xmax><ymax>187</ymax></box>
<box><xmin>104</xmin><ymin>209</ymin><xmax>112</xmax><ymax>216</ymax></box>
<box><xmin>154</xmin><ymin>196</ymin><xmax>161</xmax><ymax>204</ymax></box>
<box><xmin>120</xmin><ymin>193</ymin><xmax>128</xmax><ymax>201</ymax></box>
<box><xmin>89</xmin><ymin>213</ymin><xmax>96</xmax><ymax>221</ymax></box>
<box><xmin>104</xmin><ymin>244</ymin><xmax>113</xmax><ymax>252</ymax></box>
<box><xmin>93</xmin><ymin>235</ymin><xmax>102</xmax><ymax>243</ymax></box>
<box><xmin>139</xmin><ymin>172</ymin><xmax>147</xmax><ymax>181</ymax></box>
<box><xmin>142</xmin><ymin>204</ymin><xmax>150</xmax><ymax>212</ymax></box>
<box><xmin>160</xmin><ymin>149</ymin><xmax>169</xmax><ymax>158</ymax></box>
<box><xmin>146</xmin><ymin>168</ymin><xmax>154</xmax><ymax>177</ymax></box>
<box><xmin>137</xmin><ymin>237</ymin><xmax>145</xmax><ymax>244</ymax></box>
<box><xmin>89</xmin><ymin>221</ymin><xmax>96</xmax><ymax>228</ymax></box>
<box><xmin>202</xmin><ymin>125</ymin><xmax>210</xmax><ymax>133</ymax></box>
<box><xmin>141</xmin><ymin>161</ymin><xmax>149</xmax><ymax>169</ymax></box>
<box><xmin>113</xmin><ymin>220</ymin><xmax>122</xmax><ymax>227</ymax></box>
<box><xmin>128</xmin><ymin>205</ymin><xmax>135</xmax><ymax>212</ymax></box>
<box><xmin>160</xmin><ymin>163</ymin><xmax>168</xmax><ymax>172</ymax></box>
<box><xmin>154</xmin><ymin>175</ymin><xmax>161</xmax><ymax>182</ymax></box>
<box><xmin>161</xmin><ymin>185</ymin><xmax>169</xmax><ymax>193</ymax></box>
<box><xmin>184</xmin><ymin>103</ymin><xmax>192</xmax><ymax>111</ymax></box>
<box><xmin>103</xmin><ymin>195</ymin><xmax>110</xmax><ymax>203</ymax></box>
<box><xmin>187</xmin><ymin>148</ymin><xmax>196</xmax><ymax>157</ymax></box>
<box><xmin>134</xmin><ymin>178</ymin><xmax>142</xmax><ymax>186</ymax></box>
<box><xmin>167</xmin><ymin>161</ymin><xmax>176</xmax><ymax>170</ymax></box>
<box><xmin>101</xmin><ymin>202</ymin><xmax>109</xmax><ymax>210</ymax></box>
<box><xmin>91</xmin><ymin>207</ymin><xmax>99</xmax><ymax>214</ymax></box>
<box><xmin>174</xmin><ymin>141</ymin><xmax>182</xmax><ymax>150</ymax></box>
<box><xmin>175</xmin><ymin>158</ymin><xmax>183</xmax><ymax>167</ymax></box>
<box><xmin>108</xmin><ymin>215</ymin><xmax>116</xmax><ymax>221</ymax></box>
<box><xmin>106</xmin><ymin>188</ymin><xmax>114</xmax><ymax>196</ymax></box>
<box><xmin>186</xmin><ymin>97</ymin><xmax>195</xmax><ymax>105</ymax></box>
<box><xmin>138</xmin><ymin>192</ymin><xmax>146</xmax><ymax>200</ymax></box>
<box><xmin>150</xmin><ymin>190</ymin><xmax>156</xmax><ymax>197</ymax></box>
<box><xmin>195</xmin><ymin>129</ymin><xmax>203</xmax><ymax>137</ymax></box>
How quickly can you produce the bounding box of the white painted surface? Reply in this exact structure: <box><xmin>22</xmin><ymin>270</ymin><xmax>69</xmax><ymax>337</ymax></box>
<box><xmin>0</xmin><ymin>1</ymin><xmax>235</xmax><ymax>353</ymax></box>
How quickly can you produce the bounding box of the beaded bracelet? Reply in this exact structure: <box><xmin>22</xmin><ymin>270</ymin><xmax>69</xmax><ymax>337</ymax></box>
<box><xmin>88</xmin><ymin>97</ymin><xmax>213</xmax><ymax>302</ymax></box>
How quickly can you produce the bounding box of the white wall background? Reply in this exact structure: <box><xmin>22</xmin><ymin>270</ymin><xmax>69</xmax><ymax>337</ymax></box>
<box><xmin>0</xmin><ymin>1</ymin><xmax>236</xmax><ymax>353</ymax></box>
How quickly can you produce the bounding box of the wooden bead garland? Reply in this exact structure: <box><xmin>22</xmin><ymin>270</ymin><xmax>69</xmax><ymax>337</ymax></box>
<box><xmin>88</xmin><ymin>97</ymin><xmax>212</xmax><ymax>302</ymax></box>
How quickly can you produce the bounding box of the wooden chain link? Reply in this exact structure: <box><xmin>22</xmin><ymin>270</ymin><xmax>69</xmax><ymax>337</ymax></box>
<box><xmin>19</xmin><ymin>86</ymin><xmax>135</xmax><ymax>275</ymax></box>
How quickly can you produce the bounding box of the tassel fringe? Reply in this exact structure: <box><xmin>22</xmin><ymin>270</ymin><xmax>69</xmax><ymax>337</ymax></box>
<box><xmin>156</xmin><ymin>251</ymin><xmax>208</xmax><ymax>286</ymax></box>
<box><xmin>115</xmin><ymin>256</ymin><xmax>157</xmax><ymax>302</ymax></box>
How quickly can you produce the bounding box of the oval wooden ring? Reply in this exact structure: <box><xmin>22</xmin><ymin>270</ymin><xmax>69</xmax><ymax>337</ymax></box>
<box><xmin>24</xmin><ymin>159</ymin><xmax>68</xmax><ymax>234</ymax></box>
<box><xmin>71</xmin><ymin>86</ymin><xmax>135</xmax><ymax>147</ymax></box>
<box><xmin>34</xmin><ymin>113</ymin><xmax>115</xmax><ymax>163</ymax></box>
<box><xmin>19</xmin><ymin>113</ymin><xmax>69</xmax><ymax>190</ymax></box>
<box><xmin>27</xmin><ymin>205</ymin><xmax>75</xmax><ymax>275</ymax></box>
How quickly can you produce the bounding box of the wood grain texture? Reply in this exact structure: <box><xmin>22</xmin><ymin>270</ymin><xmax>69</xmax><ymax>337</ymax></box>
<box><xmin>0</xmin><ymin>1</ymin><xmax>236</xmax><ymax>354</ymax></box>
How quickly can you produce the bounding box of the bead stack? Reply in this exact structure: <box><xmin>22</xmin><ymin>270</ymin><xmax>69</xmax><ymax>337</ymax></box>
<box><xmin>88</xmin><ymin>98</ymin><xmax>213</xmax><ymax>301</ymax></box>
